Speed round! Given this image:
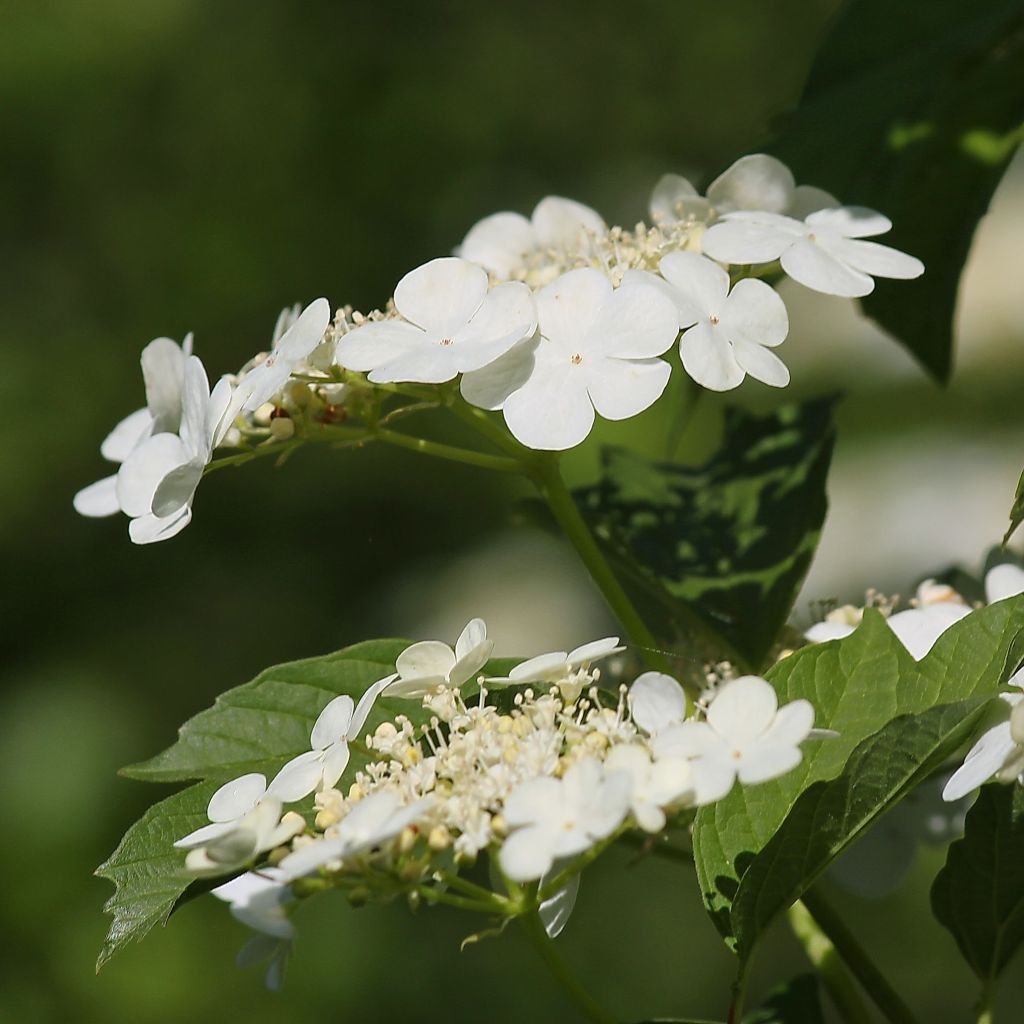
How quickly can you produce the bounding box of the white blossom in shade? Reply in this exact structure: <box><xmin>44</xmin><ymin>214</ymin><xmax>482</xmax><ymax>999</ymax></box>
<box><xmin>986</xmin><ymin>563</ymin><xmax>1024</xmax><ymax>604</ymax></box>
<box><xmin>73</xmin><ymin>334</ymin><xmax>194</xmax><ymax>518</ymax></box>
<box><xmin>335</xmin><ymin>258</ymin><xmax>536</xmax><ymax>385</ymax></box>
<box><xmin>499</xmin><ymin>757</ymin><xmax>632</xmax><ymax>882</ymax></box>
<box><xmin>115</xmin><ymin>355</ymin><xmax>234</xmax><ymax>544</ymax></box>
<box><xmin>457</xmin><ymin>196</ymin><xmax>606</xmax><ymax>279</ymax></box>
<box><xmin>491</xmin><ymin>636</ymin><xmax>624</xmax><ymax>702</ymax></box>
<box><xmin>628</xmin><ymin>671</ymin><xmax>688</xmax><ymax>735</ymax></box>
<box><xmin>278</xmin><ymin>791</ymin><xmax>435</xmax><ymax>881</ymax></box>
<box><xmin>702</xmin><ymin>206</ymin><xmax>924</xmax><ymax>298</ymax></box>
<box><xmin>804</xmin><ymin>604</ymin><xmax>863</xmax><ymax>644</ymax></box>
<box><xmin>604</xmin><ymin>743</ymin><xmax>693</xmax><ymax>833</ymax></box>
<box><xmin>212</xmin><ymin>868</ymin><xmax>294</xmax><ymax>941</ymax></box>
<box><xmin>235</xmin><ymin>934</ymin><xmax>290</xmax><ymax>992</ymax></box>
<box><xmin>476</xmin><ymin>268</ymin><xmax>678</xmax><ymax>451</ymax></box>
<box><xmin>270</xmin><ymin>674</ymin><xmax>398</xmax><ymax>800</ymax></box>
<box><xmin>385</xmin><ymin>619</ymin><xmax>493</xmax><ymax>699</ymax></box>
<box><xmin>943</xmin><ymin>692</ymin><xmax>1024</xmax><ymax>802</ymax></box>
<box><xmin>652</xmin><ymin>676</ymin><xmax>814</xmax><ymax>805</ymax></box>
<box><xmin>538</xmin><ymin>870</ymin><xmax>580</xmax><ymax>939</ymax></box>
<box><xmin>655</xmin><ymin>251</ymin><xmax>790</xmax><ymax>390</ymax></box>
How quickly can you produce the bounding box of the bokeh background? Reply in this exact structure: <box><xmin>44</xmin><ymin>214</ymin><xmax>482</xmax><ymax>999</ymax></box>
<box><xmin>2</xmin><ymin>1</ymin><xmax>1023</xmax><ymax>1021</ymax></box>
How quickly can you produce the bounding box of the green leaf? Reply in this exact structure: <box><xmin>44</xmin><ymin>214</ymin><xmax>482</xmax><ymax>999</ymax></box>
<box><xmin>932</xmin><ymin>783</ymin><xmax>1024</xmax><ymax>986</ymax></box>
<box><xmin>1005</xmin><ymin>464</ymin><xmax>1024</xmax><ymax>545</ymax></box>
<box><xmin>769</xmin><ymin>0</ymin><xmax>1024</xmax><ymax>381</ymax></box>
<box><xmin>692</xmin><ymin>596</ymin><xmax>1024</xmax><ymax>959</ymax></box>
<box><xmin>575</xmin><ymin>398</ymin><xmax>836</xmax><ymax>670</ymax></box>
<box><xmin>744</xmin><ymin>974</ymin><xmax>825</xmax><ymax>1024</ymax></box>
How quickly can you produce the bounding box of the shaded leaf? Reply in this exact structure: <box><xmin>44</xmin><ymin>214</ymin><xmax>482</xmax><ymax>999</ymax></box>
<box><xmin>769</xmin><ymin>0</ymin><xmax>1024</xmax><ymax>381</ymax></box>
<box><xmin>932</xmin><ymin>783</ymin><xmax>1024</xmax><ymax>984</ymax></box>
<box><xmin>575</xmin><ymin>398</ymin><xmax>835</xmax><ymax>670</ymax></box>
<box><xmin>1005</xmin><ymin>465</ymin><xmax>1024</xmax><ymax>545</ymax></box>
<box><xmin>744</xmin><ymin>973</ymin><xmax>825</xmax><ymax>1024</ymax></box>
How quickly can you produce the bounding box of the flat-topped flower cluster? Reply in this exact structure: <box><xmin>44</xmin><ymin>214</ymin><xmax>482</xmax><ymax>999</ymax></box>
<box><xmin>182</xmin><ymin>619</ymin><xmax>817</xmax><ymax>988</ymax></box>
<box><xmin>75</xmin><ymin>154</ymin><xmax>924</xmax><ymax>544</ymax></box>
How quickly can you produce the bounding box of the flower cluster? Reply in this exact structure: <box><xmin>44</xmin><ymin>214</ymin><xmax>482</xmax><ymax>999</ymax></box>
<box><xmin>186</xmin><ymin>618</ymin><xmax>817</xmax><ymax>986</ymax></box>
<box><xmin>76</xmin><ymin>154</ymin><xmax>924</xmax><ymax>543</ymax></box>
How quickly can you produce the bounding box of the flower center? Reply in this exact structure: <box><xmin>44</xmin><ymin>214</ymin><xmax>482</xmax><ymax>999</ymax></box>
<box><xmin>709</xmin><ymin>314</ymin><xmax>720</xmax><ymax>326</ymax></box>
<box><xmin>570</xmin><ymin>353</ymin><xmax>583</xmax><ymax>365</ymax></box>
<box><xmin>439</xmin><ymin>338</ymin><xmax>454</xmax><ymax>347</ymax></box>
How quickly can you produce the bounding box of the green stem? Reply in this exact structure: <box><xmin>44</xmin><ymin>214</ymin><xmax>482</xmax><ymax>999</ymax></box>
<box><xmin>788</xmin><ymin>900</ymin><xmax>873</xmax><ymax>1024</ymax></box>
<box><xmin>799</xmin><ymin>889</ymin><xmax>919</xmax><ymax>1024</ymax></box>
<box><xmin>433</xmin><ymin>868</ymin><xmax>505</xmax><ymax>903</ymax></box>
<box><xmin>519</xmin><ymin>910</ymin><xmax>615</xmax><ymax>1024</ymax></box>
<box><xmin>416</xmin><ymin>885</ymin><xmax>507</xmax><ymax>915</ymax></box>
<box><xmin>374</xmin><ymin>429</ymin><xmax>522</xmax><ymax>474</ymax></box>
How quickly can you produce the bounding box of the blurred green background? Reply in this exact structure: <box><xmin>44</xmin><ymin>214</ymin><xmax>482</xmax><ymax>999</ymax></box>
<box><xmin>2</xmin><ymin>1</ymin><xmax>1023</xmax><ymax>1021</ymax></box>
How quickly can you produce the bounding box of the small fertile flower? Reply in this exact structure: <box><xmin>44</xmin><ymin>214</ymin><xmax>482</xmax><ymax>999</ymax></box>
<box><xmin>603</xmin><ymin>743</ymin><xmax>693</xmax><ymax>832</ymax></box>
<box><xmin>499</xmin><ymin>757</ymin><xmax>631</xmax><ymax>882</ymax></box>
<box><xmin>115</xmin><ymin>355</ymin><xmax>233</xmax><ymax>544</ymax></box>
<box><xmin>943</xmin><ymin>691</ymin><xmax>1024</xmax><ymax>801</ymax></box>
<box><xmin>385</xmin><ymin>619</ymin><xmax>493</xmax><ymax>699</ymax></box>
<box><xmin>702</xmin><ymin>206</ymin><xmax>924</xmax><ymax>298</ymax></box>
<box><xmin>270</xmin><ymin>674</ymin><xmax>397</xmax><ymax>800</ymax></box>
<box><xmin>652</xmin><ymin>676</ymin><xmax>814</xmax><ymax>805</ymax></box>
<box><xmin>457</xmin><ymin>196</ymin><xmax>606</xmax><ymax>279</ymax></box>
<box><xmin>335</xmin><ymin>258</ymin><xmax>536</xmax><ymax>384</ymax></box>
<box><xmin>628</xmin><ymin>671</ymin><xmax>688</xmax><ymax>735</ymax></box>
<box><xmin>654</xmin><ymin>251</ymin><xmax>790</xmax><ymax>390</ymax></box>
<box><xmin>462</xmin><ymin>268</ymin><xmax>678</xmax><ymax>451</ymax></box>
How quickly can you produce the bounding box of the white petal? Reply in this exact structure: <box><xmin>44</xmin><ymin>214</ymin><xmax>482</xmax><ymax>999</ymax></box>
<box><xmin>679</xmin><ymin>322</ymin><xmax>745</xmax><ymax>391</ymax></box>
<box><xmin>207</xmin><ymin>375</ymin><xmax>235</xmax><ymax>449</ymax></box>
<box><xmin>588</xmin><ymin>280</ymin><xmax>679</xmax><ymax>359</ymax></box>
<box><xmin>141</xmin><ymin>337</ymin><xmax>187</xmax><ymax>433</ymax></box>
<box><xmin>504</xmin><ymin>776</ymin><xmax>562</xmax><ymax>827</ymax></box>
<box><xmin>730</xmin><ymin>338</ymin><xmax>790</xmax><ymax>388</ymax></box>
<box><xmin>707</xmin><ymin>154</ymin><xmax>795</xmax><ymax>214</ymax></box>
<box><xmin>455</xmin><ymin>619</ymin><xmax>488</xmax><ymax>661</ymax></box>
<box><xmin>536</xmin><ymin>268</ymin><xmax>610</xmax><ymax>349</ymax></box>
<box><xmin>759</xmin><ymin>699</ymin><xmax>815</xmax><ymax>747</ymax></box>
<box><xmin>986</xmin><ymin>564</ymin><xmax>1024</xmax><ymax>604</ymax></box>
<box><xmin>335</xmin><ymin>320</ymin><xmax>423</xmax><ymax>373</ymax></box>
<box><xmin>449</xmin><ymin>281</ymin><xmax>537</xmax><ymax>374</ymax></box>
<box><xmin>128</xmin><ymin>506</ymin><xmax>192</xmax><ymax>544</ymax></box>
<box><xmin>394</xmin><ymin>257</ymin><xmax>488</xmax><ymax>336</ymax></box>
<box><xmin>585</xmin><ymin>355</ymin><xmax>671</xmax><ymax>421</ymax></box>
<box><xmin>310</xmin><ymin>695</ymin><xmax>355</xmax><ymax>750</ymax></box>
<box><xmin>689</xmin><ymin>755</ymin><xmax>739</xmax><ymax>805</ymax></box>
<box><xmin>780</xmin><ymin>238</ymin><xmax>874</xmax><ymax>297</ymax></box>
<box><xmin>707</xmin><ymin>676</ymin><xmax>778</xmax><ymax>745</ymax></box>
<box><xmin>73</xmin><ymin>475</ymin><xmax>121</xmax><ymax>517</ymax></box>
<box><xmin>116</xmin><ymin>432</ymin><xmax>191</xmax><ymax>517</ymax></box>
<box><xmin>722</xmin><ymin>278</ymin><xmax>789</xmax><ymax>348</ymax></box>
<box><xmin>502</xmin><ymin>358</ymin><xmax>594</xmax><ymax>451</ymax></box>
<box><xmin>701</xmin><ymin>215</ymin><xmax>798</xmax><ymax>264</ymax></box>
<box><xmin>321</xmin><ymin>741</ymin><xmax>352</xmax><ymax>788</ymax></box>
<box><xmin>539</xmin><ymin>874</ymin><xmax>580</xmax><ymax>939</ymax></box>
<box><xmin>174</xmin><ymin>820</ymin><xmax>237</xmax><ymax>850</ymax></box>
<box><xmin>652</xmin><ymin>721</ymin><xmax>721</xmax><ymax>760</ymax></box>
<box><xmin>275</xmin><ymin>297</ymin><xmax>330</xmax><ymax>362</ymax></box>
<box><xmin>367</xmin><ymin>344</ymin><xmax>460</xmax><ymax>385</ymax></box>
<box><xmin>566</xmin><ymin>637</ymin><xmax>623</xmax><ymax>665</ymax></box>
<box><xmin>396</xmin><ymin>640</ymin><xmax>457</xmax><ymax>683</ymax></box>
<box><xmin>829</xmin><ymin>237</ymin><xmax>924</xmax><ymax>281</ymax></box>
<box><xmin>737</xmin><ymin>744</ymin><xmax>803</xmax><ymax>784</ymax></box>
<box><xmin>943</xmin><ymin>722</ymin><xmax>1016</xmax><ymax>801</ymax></box>
<box><xmin>500</xmin><ymin>825</ymin><xmax>556</xmax><ymax>882</ymax></box>
<box><xmin>531</xmin><ymin>196</ymin><xmax>606</xmax><ymax>249</ymax></box>
<box><xmin>457</xmin><ymin>211</ymin><xmax>535</xmax><ymax>278</ymax></box>
<box><xmin>887</xmin><ymin>604</ymin><xmax>970</xmax><ymax>660</ymax></box>
<box><xmin>658</xmin><ymin>251</ymin><xmax>729</xmax><ymax>326</ymax></box>
<box><xmin>509</xmin><ymin>651</ymin><xmax>570</xmax><ymax>683</ymax></box>
<box><xmin>178</xmin><ymin>356</ymin><xmax>213</xmax><ymax>460</ymax></box>
<box><xmin>786</xmin><ymin>185</ymin><xmax>838</xmax><ymax>220</ymax></box>
<box><xmin>649</xmin><ymin>173</ymin><xmax>701</xmax><ymax>225</ymax></box>
<box><xmin>629</xmin><ymin>672</ymin><xmax>688</xmax><ymax>734</ymax></box>
<box><xmin>460</xmin><ymin>334</ymin><xmax>538</xmax><ymax>411</ymax></box>
<box><xmin>278</xmin><ymin>836</ymin><xmax>347</xmax><ymax>879</ymax></box>
<box><xmin>349</xmin><ymin>674</ymin><xmax>397</xmax><ymax>739</ymax></box>
<box><xmin>805</xmin><ymin>621</ymin><xmax>856</xmax><ymax>643</ymax></box>
<box><xmin>208</xmin><ymin>773</ymin><xmax>268</xmax><ymax>822</ymax></box>
<box><xmin>101</xmin><ymin>407</ymin><xmax>153</xmax><ymax>463</ymax></box>
<box><xmin>805</xmin><ymin>206</ymin><xmax>891</xmax><ymax>239</ymax></box>
<box><xmin>267</xmin><ymin>751</ymin><xmax>324</xmax><ymax>802</ymax></box>
<box><xmin>152</xmin><ymin>458</ymin><xmax>204</xmax><ymax>517</ymax></box>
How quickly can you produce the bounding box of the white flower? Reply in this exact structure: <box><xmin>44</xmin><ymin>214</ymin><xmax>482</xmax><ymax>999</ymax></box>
<box><xmin>628</xmin><ymin>671</ymin><xmax>688</xmax><ymax>735</ymax></box>
<box><xmin>943</xmin><ymin>692</ymin><xmax>1024</xmax><ymax>802</ymax></box>
<box><xmin>652</xmin><ymin>675</ymin><xmax>814</xmax><ymax>805</ymax></box>
<box><xmin>212</xmin><ymin>868</ymin><xmax>294</xmax><ymax>941</ymax></box>
<box><xmin>604</xmin><ymin>743</ymin><xmax>693</xmax><ymax>832</ymax></box>
<box><xmin>491</xmin><ymin>637</ymin><xmax>624</xmax><ymax>702</ymax></box>
<box><xmin>702</xmin><ymin>206</ymin><xmax>924</xmax><ymax>298</ymax></box>
<box><xmin>335</xmin><ymin>258</ymin><xmax>535</xmax><ymax>384</ymax></box>
<box><xmin>115</xmin><ymin>355</ymin><xmax>233</xmax><ymax>544</ymax></box>
<box><xmin>73</xmin><ymin>334</ymin><xmax>193</xmax><ymax>518</ymax></box>
<box><xmin>457</xmin><ymin>196</ymin><xmax>606</xmax><ymax>279</ymax></box>
<box><xmin>385</xmin><ymin>619</ymin><xmax>493</xmax><ymax>699</ymax></box>
<box><xmin>649</xmin><ymin>154</ymin><xmax>835</xmax><ymax>227</ymax></box>
<box><xmin>270</xmin><ymin>674</ymin><xmax>397</xmax><ymax>800</ymax></box>
<box><xmin>499</xmin><ymin>757</ymin><xmax>631</xmax><ymax>882</ymax></box>
<box><xmin>986</xmin><ymin>563</ymin><xmax>1024</xmax><ymax>604</ymax></box>
<box><xmin>652</xmin><ymin>251</ymin><xmax>790</xmax><ymax>390</ymax></box>
<box><xmin>278</xmin><ymin>791</ymin><xmax>434</xmax><ymax>881</ymax></box>
<box><xmin>462</xmin><ymin>268</ymin><xmax>678</xmax><ymax>451</ymax></box>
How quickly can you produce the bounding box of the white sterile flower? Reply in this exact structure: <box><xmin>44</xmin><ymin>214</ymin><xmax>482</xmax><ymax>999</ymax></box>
<box><xmin>73</xmin><ymin>334</ymin><xmax>194</xmax><ymax>518</ymax></box>
<box><xmin>652</xmin><ymin>675</ymin><xmax>814</xmax><ymax>805</ymax></box>
<box><xmin>464</xmin><ymin>268</ymin><xmax>678</xmax><ymax>451</ymax></box>
<box><xmin>335</xmin><ymin>258</ymin><xmax>535</xmax><ymax>385</ymax></box>
<box><xmin>702</xmin><ymin>206</ymin><xmax>924</xmax><ymax>298</ymax></box>
<box><xmin>212</xmin><ymin>868</ymin><xmax>294</xmax><ymax>941</ymax></box>
<box><xmin>493</xmin><ymin>637</ymin><xmax>624</xmax><ymax>701</ymax></box>
<box><xmin>986</xmin><ymin>563</ymin><xmax>1024</xmax><ymax>604</ymax></box>
<box><xmin>604</xmin><ymin>743</ymin><xmax>693</xmax><ymax>832</ymax></box>
<box><xmin>943</xmin><ymin>692</ymin><xmax>1024</xmax><ymax>802</ymax></box>
<box><xmin>278</xmin><ymin>791</ymin><xmax>435</xmax><ymax>881</ymax></box>
<box><xmin>271</xmin><ymin>674</ymin><xmax>397</xmax><ymax>800</ymax></box>
<box><xmin>457</xmin><ymin>196</ymin><xmax>606</xmax><ymax>279</ymax></box>
<box><xmin>385</xmin><ymin>619</ymin><xmax>493</xmax><ymax>699</ymax></box>
<box><xmin>628</xmin><ymin>671</ymin><xmax>687</xmax><ymax>735</ymax></box>
<box><xmin>115</xmin><ymin>354</ymin><xmax>234</xmax><ymax>544</ymax></box>
<box><xmin>655</xmin><ymin>251</ymin><xmax>790</xmax><ymax>390</ymax></box>
<box><xmin>499</xmin><ymin>757</ymin><xmax>631</xmax><ymax>882</ymax></box>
